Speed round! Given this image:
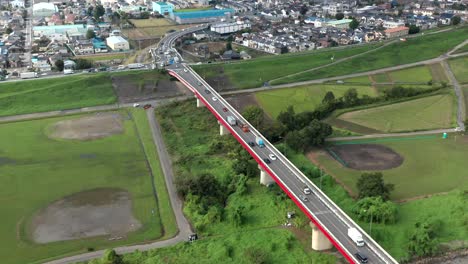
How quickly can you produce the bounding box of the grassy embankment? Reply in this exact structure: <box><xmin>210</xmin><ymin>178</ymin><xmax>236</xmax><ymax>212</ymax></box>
<box><xmin>448</xmin><ymin>56</ymin><xmax>468</xmax><ymax>84</ymax></box>
<box><xmin>271</xmin><ymin>27</ymin><xmax>468</xmax><ymax>85</ymax></box>
<box><xmin>0</xmin><ymin>70</ymin><xmax>170</xmax><ymax>117</ymax></box>
<box><xmin>0</xmin><ymin>111</ymin><xmax>170</xmax><ymax>264</ymax></box>
<box><xmin>193</xmin><ymin>44</ymin><xmax>381</xmax><ymax>89</ymax></box>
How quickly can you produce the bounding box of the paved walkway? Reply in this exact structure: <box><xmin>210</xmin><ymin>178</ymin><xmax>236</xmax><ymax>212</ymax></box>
<box><xmin>442</xmin><ymin>60</ymin><xmax>466</xmax><ymax>130</ymax></box>
<box><xmin>326</xmin><ymin>128</ymin><xmax>454</xmax><ymax>142</ymax></box>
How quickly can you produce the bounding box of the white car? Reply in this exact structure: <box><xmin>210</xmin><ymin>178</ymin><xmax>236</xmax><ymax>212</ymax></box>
<box><xmin>268</xmin><ymin>154</ymin><xmax>277</xmax><ymax>160</ymax></box>
<box><xmin>183</xmin><ymin>68</ymin><xmax>188</xmax><ymax>72</ymax></box>
<box><xmin>212</xmin><ymin>97</ymin><xmax>218</xmax><ymax>101</ymax></box>
<box><xmin>303</xmin><ymin>187</ymin><xmax>312</xmax><ymax>195</ymax></box>
<box><xmin>133</xmin><ymin>103</ymin><xmax>140</xmax><ymax>108</ymax></box>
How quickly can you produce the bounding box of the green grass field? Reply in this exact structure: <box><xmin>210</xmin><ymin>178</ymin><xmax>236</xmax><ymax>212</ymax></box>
<box><xmin>129</xmin><ymin>18</ymin><xmax>173</xmax><ymax>27</ymax></box>
<box><xmin>272</xmin><ymin>27</ymin><xmax>468</xmax><ymax>85</ymax></box>
<box><xmin>453</xmin><ymin>42</ymin><xmax>468</xmax><ymax>54</ymax></box>
<box><xmin>256</xmin><ymin>84</ymin><xmax>378</xmax><ymax>118</ymax></box>
<box><xmin>344</xmin><ymin>75</ymin><xmax>371</xmax><ymax>84</ymax></box>
<box><xmin>388</xmin><ymin>66</ymin><xmax>432</xmax><ymax>83</ymax></box>
<box><xmin>0</xmin><ymin>111</ymin><xmax>170</xmax><ymax>264</ymax></box>
<box><xmin>428</xmin><ymin>63</ymin><xmax>449</xmax><ymax>83</ymax></box>
<box><xmin>0</xmin><ymin>74</ymin><xmax>116</xmax><ymax>117</ymax></box>
<box><xmin>193</xmin><ymin>44</ymin><xmax>380</xmax><ymax>89</ymax></box>
<box><xmin>315</xmin><ymin>135</ymin><xmax>468</xmax><ymax>200</ymax></box>
<box><xmin>371</xmin><ymin>73</ymin><xmax>391</xmax><ymax>83</ymax></box>
<box><xmin>120</xmin><ymin>228</ymin><xmax>335</xmax><ymax>264</ymax></box>
<box><xmin>337</xmin><ymin>93</ymin><xmax>455</xmax><ymax>132</ymax></box>
<box><xmin>77</xmin><ymin>53</ymin><xmax>128</xmax><ymax>62</ymax></box>
<box><xmin>448</xmin><ymin>56</ymin><xmax>468</xmax><ymax>84</ymax></box>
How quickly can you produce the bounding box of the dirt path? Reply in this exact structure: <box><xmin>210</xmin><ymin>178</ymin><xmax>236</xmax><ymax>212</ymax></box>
<box><xmin>442</xmin><ymin>60</ymin><xmax>465</xmax><ymax>131</ymax></box>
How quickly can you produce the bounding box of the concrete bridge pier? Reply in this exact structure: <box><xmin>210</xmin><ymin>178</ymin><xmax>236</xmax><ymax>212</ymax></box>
<box><xmin>218</xmin><ymin>121</ymin><xmax>230</xmax><ymax>135</ymax></box>
<box><xmin>259</xmin><ymin>165</ymin><xmax>275</xmax><ymax>186</ymax></box>
<box><xmin>310</xmin><ymin>222</ymin><xmax>333</xmax><ymax>251</ymax></box>
<box><xmin>196</xmin><ymin>98</ymin><xmax>205</xmax><ymax>108</ymax></box>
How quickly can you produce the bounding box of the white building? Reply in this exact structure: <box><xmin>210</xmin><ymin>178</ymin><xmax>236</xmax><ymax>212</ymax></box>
<box><xmin>210</xmin><ymin>21</ymin><xmax>251</xmax><ymax>34</ymax></box>
<box><xmin>10</xmin><ymin>0</ymin><xmax>25</xmax><ymax>8</ymax></box>
<box><xmin>106</xmin><ymin>36</ymin><xmax>129</xmax><ymax>51</ymax></box>
<box><xmin>383</xmin><ymin>21</ymin><xmax>405</xmax><ymax>29</ymax></box>
<box><xmin>33</xmin><ymin>3</ymin><xmax>58</xmax><ymax>17</ymax></box>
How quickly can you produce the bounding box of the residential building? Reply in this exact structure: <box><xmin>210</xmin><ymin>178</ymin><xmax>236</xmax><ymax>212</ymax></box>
<box><xmin>10</xmin><ymin>0</ymin><xmax>25</xmax><ymax>8</ymax></box>
<box><xmin>210</xmin><ymin>21</ymin><xmax>251</xmax><ymax>34</ymax></box>
<box><xmin>383</xmin><ymin>21</ymin><xmax>405</xmax><ymax>29</ymax></box>
<box><xmin>324</xmin><ymin>19</ymin><xmax>353</xmax><ymax>29</ymax></box>
<box><xmin>106</xmin><ymin>36</ymin><xmax>129</xmax><ymax>51</ymax></box>
<box><xmin>33</xmin><ymin>2</ymin><xmax>58</xmax><ymax>18</ymax></box>
<box><xmin>384</xmin><ymin>26</ymin><xmax>409</xmax><ymax>38</ymax></box>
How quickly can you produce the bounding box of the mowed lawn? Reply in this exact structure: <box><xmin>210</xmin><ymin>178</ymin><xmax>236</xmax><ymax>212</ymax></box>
<box><xmin>193</xmin><ymin>44</ymin><xmax>380</xmax><ymax>89</ymax></box>
<box><xmin>337</xmin><ymin>93</ymin><xmax>455</xmax><ymax>132</ymax></box>
<box><xmin>0</xmin><ymin>74</ymin><xmax>116</xmax><ymax>116</ymax></box>
<box><xmin>314</xmin><ymin>135</ymin><xmax>468</xmax><ymax>200</ymax></box>
<box><xmin>129</xmin><ymin>18</ymin><xmax>174</xmax><ymax>27</ymax></box>
<box><xmin>273</xmin><ymin>27</ymin><xmax>468</xmax><ymax>84</ymax></box>
<box><xmin>448</xmin><ymin>56</ymin><xmax>468</xmax><ymax>84</ymax></box>
<box><xmin>256</xmin><ymin>84</ymin><xmax>378</xmax><ymax>118</ymax></box>
<box><xmin>388</xmin><ymin>66</ymin><xmax>432</xmax><ymax>83</ymax></box>
<box><xmin>0</xmin><ymin>112</ymin><xmax>166</xmax><ymax>264</ymax></box>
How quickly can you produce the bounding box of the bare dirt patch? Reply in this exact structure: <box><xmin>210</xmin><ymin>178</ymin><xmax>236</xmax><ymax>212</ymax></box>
<box><xmin>31</xmin><ymin>188</ymin><xmax>141</xmax><ymax>243</ymax></box>
<box><xmin>327</xmin><ymin>144</ymin><xmax>404</xmax><ymax>170</ymax></box>
<box><xmin>224</xmin><ymin>93</ymin><xmax>273</xmax><ymax>122</ymax></box>
<box><xmin>49</xmin><ymin>112</ymin><xmax>123</xmax><ymax>140</ymax></box>
<box><xmin>111</xmin><ymin>75</ymin><xmax>189</xmax><ymax>103</ymax></box>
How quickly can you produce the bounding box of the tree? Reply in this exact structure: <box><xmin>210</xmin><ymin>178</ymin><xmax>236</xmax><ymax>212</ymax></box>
<box><xmin>243</xmin><ymin>105</ymin><xmax>264</xmax><ymax>127</ymax></box>
<box><xmin>55</xmin><ymin>59</ymin><xmax>64</xmax><ymax>71</ymax></box>
<box><xmin>302</xmin><ymin>119</ymin><xmax>332</xmax><ymax>146</ymax></box>
<box><xmin>226</xmin><ymin>41</ymin><xmax>232</xmax><ymax>51</ymax></box>
<box><xmin>244</xmin><ymin>247</ymin><xmax>269</xmax><ymax>264</ymax></box>
<box><xmin>101</xmin><ymin>249</ymin><xmax>123</xmax><ymax>264</ymax></box>
<box><xmin>408</xmin><ymin>220</ymin><xmax>440</xmax><ymax>257</ymax></box>
<box><xmin>451</xmin><ymin>16</ymin><xmax>461</xmax><ymax>25</ymax></box>
<box><xmin>335</xmin><ymin>13</ymin><xmax>344</xmax><ymax>20</ymax></box>
<box><xmin>349</xmin><ymin>18</ymin><xmax>360</xmax><ymax>30</ymax></box>
<box><xmin>408</xmin><ymin>25</ymin><xmax>420</xmax><ymax>34</ymax></box>
<box><xmin>5</xmin><ymin>27</ymin><xmax>12</xmax><ymax>34</ymax></box>
<box><xmin>285</xmin><ymin>130</ymin><xmax>308</xmax><ymax>152</ymax></box>
<box><xmin>299</xmin><ymin>5</ymin><xmax>308</xmax><ymax>16</ymax></box>
<box><xmin>94</xmin><ymin>4</ymin><xmax>105</xmax><ymax>20</ymax></box>
<box><xmin>353</xmin><ymin>196</ymin><xmax>398</xmax><ymax>224</ymax></box>
<box><xmin>74</xmin><ymin>58</ymin><xmax>93</xmax><ymax>69</ymax></box>
<box><xmin>86</xmin><ymin>29</ymin><xmax>96</xmax><ymax>39</ymax></box>
<box><xmin>322</xmin><ymin>91</ymin><xmax>336</xmax><ymax>104</ymax></box>
<box><xmin>140</xmin><ymin>11</ymin><xmax>150</xmax><ymax>19</ymax></box>
<box><xmin>356</xmin><ymin>172</ymin><xmax>394</xmax><ymax>200</ymax></box>
<box><xmin>277</xmin><ymin>106</ymin><xmax>296</xmax><ymax>131</ymax></box>
<box><xmin>343</xmin><ymin>88</ymin><xmax>359</xmax><ymax>107</ymax></box>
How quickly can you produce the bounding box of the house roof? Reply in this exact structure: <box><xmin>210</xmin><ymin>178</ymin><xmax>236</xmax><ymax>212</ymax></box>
<box><xmin>384</xmin><ymin>26</ymin><xmax>409</xmax><ymax>33</ymax></box>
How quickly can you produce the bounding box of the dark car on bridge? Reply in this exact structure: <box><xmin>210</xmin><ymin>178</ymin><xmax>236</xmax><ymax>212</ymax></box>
<box><xmin>263</xmin><ymin>158</ymin><xmax>271</xmax><ymax>164</ymax></box>
<box><xmin>355</xmin><ymin>252</ymin><xmax>368</xmax><ymax>263</ymax></box>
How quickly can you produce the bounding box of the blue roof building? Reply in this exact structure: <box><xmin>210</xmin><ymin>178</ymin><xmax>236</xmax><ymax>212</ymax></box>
<box><xmin>153</xmin><ymin>2</ymin><xmax>174</xmax><ymax>16</ymax></box>
<box><xmin>172</xmin><ymin>9</ymin><xmax>234</xmax><ymax>24</ymax></box>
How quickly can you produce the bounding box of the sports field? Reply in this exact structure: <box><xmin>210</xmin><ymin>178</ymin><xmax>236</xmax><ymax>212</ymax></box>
<box><xmin>448</xmin><ymin>56</ymin><xmax>468</xmax><ymax>84</ymax></box>
<box><xmin>0</xmin><ymin>110</ymin><xmax>171</xmax><ymax>264</ymax></box>
<box><xmin>312</xmin><ymin>135</ymin><xmax>468</xmax><ymax>200</ymax></box>
<box><xmin>272</xmin><ymin>27</ymin><xmax>468</xmax><ymax>85</ymax></box>
<box><xmin>0</xmin><ymin>74</ymin><xmax>116</xmax><ymax>117</ymax></box>
<box><xmin>193</xmin><ymin>44</ymin><xmax>380</xmax><ymax>89</ymax></box>
<box><xmin>129</xmin><ymin>18</ymin><xmax>174</xmax><ymax>27</ymax></box>
<box><xmin>337</xmin><ymin>94</ymin><xmax>455</xmax><ymax>132</ymax></box>
<box><xmin>256</xmin><ymin>84</ymin><xmax>377</xmax><ymax>118</ymax></box>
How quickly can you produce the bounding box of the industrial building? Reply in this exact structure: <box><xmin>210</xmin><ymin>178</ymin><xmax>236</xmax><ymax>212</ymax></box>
<box><xmin>324</xmin><ymin>19</ymin><xmax>353</xmax><ymax>29</ymax></box>
<box><xmin>171</xmin><ymin>9</ymin><xmax>234</xmax><ymax>24</ymax></box>
<box><xmin>106</xmin><ymin>36</ymin><xmax>130</xmax><ymax>51</ymax></box>
<box><xmin>152</xmin><ymin>2</ymin><xmax>174</xmax><ymax>16</ymax></box>
<box><xmin>210</xmin><ymin>21</ymin><xmax>251</xmax><ymax>34</ymax></box>
<box><xmin>384</xmin><ymin>26</ymin><xmax>409</xmax><ymax>38</ymax></box>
